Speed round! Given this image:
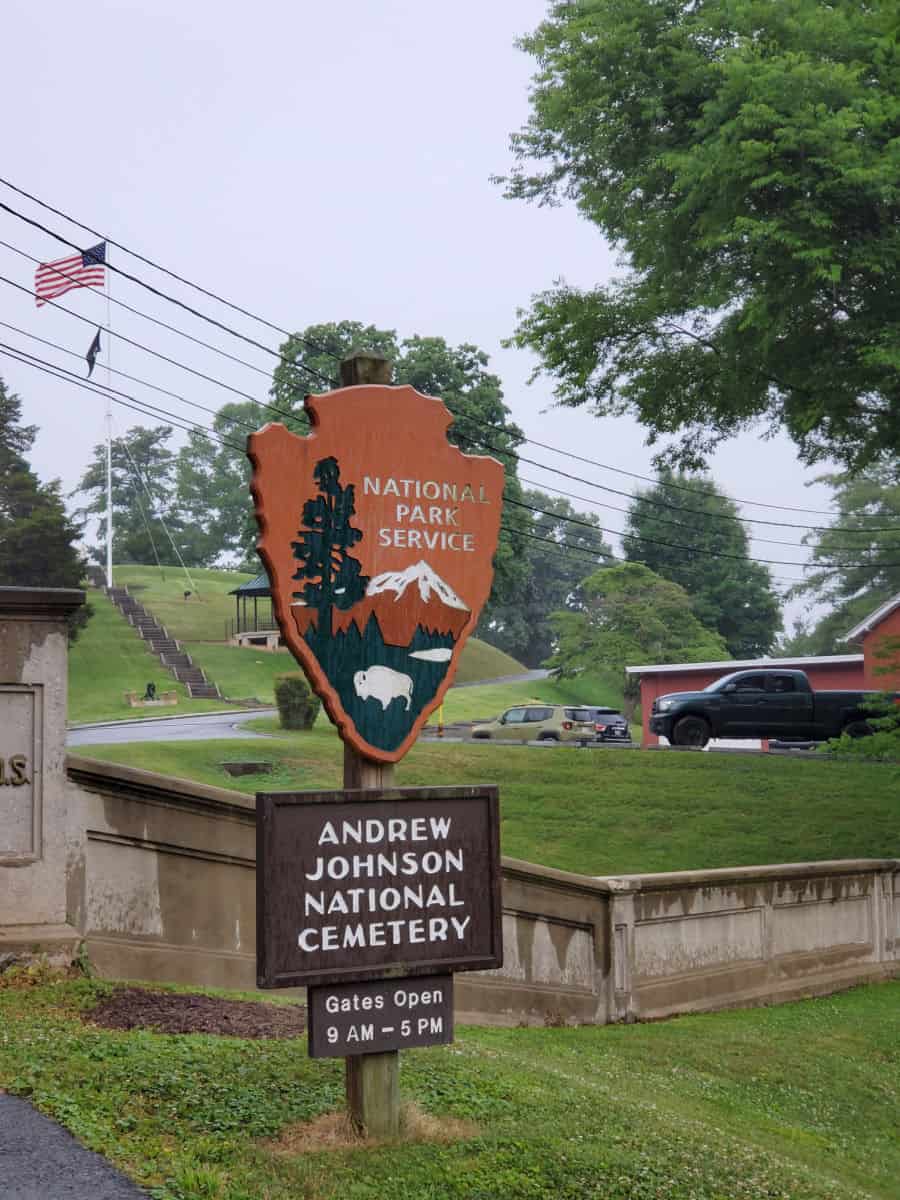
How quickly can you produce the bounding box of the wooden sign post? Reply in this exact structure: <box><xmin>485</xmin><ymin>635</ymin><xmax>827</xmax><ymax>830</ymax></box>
<box><xmin>250</xmin><ymin>350</ymin><xmax>504</xmax><ymax>1138</ymax></box>
<box><xmin>339</xmin><ymin>351</ymin><xmax>398</xmax><ymax>1137</ymax></box>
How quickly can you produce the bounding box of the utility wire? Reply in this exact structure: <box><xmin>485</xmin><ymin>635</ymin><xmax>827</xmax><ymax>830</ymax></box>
<box><xmin>0</xmin><ymin>206</ymin><xmax>889</xmax><ymax>533</ymax></box>
<box><xmin>4</xmin><ymin>251</ymin><xmax>888</xmax><ymax>541</ymax></box>
<box><xmin>0</xmin><ymin>237</ymin><xmax>277</xmax><ymax>380</ymax></box>
<box><xmin>0</xmin><ymin>344</ymin><xmax>246</xmax><ymax>454</ymax></box>
<box><xmin>113</xmin><ymin>414</ymin><xmax>199</xmax><ymax>594</ymax></box>
<box><xmin>500</xmin><ymin>494</ymin><xmax>888</xmax><ymax>570</ymax></box>
<box><xmin>453</xmin><ymin>430</ymin><xmax>900</xmax><ymax>536</ymax></box>
<box><xmin>0</xmin><ymin>338</ymin><xmax>256</xmax><ymax>441</ymax></box>
<box><xmin>4</xmin><ymin>338</ymin><xmax>894</xmax><ymax>575</ymax></box>
<box><xmin>0</xmin><ymin>173</ymin><xmax>342</xmax><ymax>363</ymax></box>
<box><xmin>0</xmin><ymin>177</ymin><xmax>881</xmax><ymax>524</ymax></box>
<box><xmin>0</xmin><ymin>315</ymin><xmax>852</xmax><ymax>557</ymax></box>
<box><xmin>0</xmin><ymin>196</ymin><xmax>338</xmax><ymax>389</ymax></box>
<box><xmin>0</xmin><ymin>272</ymin><xmax>265</xmax><ymax>406</ymax></box>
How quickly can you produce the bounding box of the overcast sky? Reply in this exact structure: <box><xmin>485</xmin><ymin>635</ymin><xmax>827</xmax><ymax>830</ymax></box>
<box><xmin>2</xmin><ymin>0</ymin><xmax>837</xmax><ymax>630</ymax></box>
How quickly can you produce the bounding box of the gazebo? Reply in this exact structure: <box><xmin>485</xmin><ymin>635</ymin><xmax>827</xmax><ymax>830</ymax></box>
<box><xmin>227</xmin><ymin>571</ymin><xmax>281</xmax><ymax>649</ymax></box>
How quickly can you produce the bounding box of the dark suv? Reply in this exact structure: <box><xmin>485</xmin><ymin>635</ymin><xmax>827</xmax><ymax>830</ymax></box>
<box><xmin>585</xmin><ymin>706</ymin><xmax>631</xmax><ymax>742</ymax></box>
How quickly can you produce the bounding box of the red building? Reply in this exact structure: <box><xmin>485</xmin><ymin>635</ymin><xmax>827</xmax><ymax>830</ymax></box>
<box><xmin>845</xmin><ymin>591</ymin><xmax>900</xmax><ymax>690</ymax></box>
<box><xmin>628</xmin><ymin>590</ymin><xmax>900</xmax><ymax>747</ymax></box>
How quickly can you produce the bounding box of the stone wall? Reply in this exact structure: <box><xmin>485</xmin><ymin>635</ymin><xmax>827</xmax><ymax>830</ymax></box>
<box><xmin>0</xmin><ymin>588</ymin><xmax>86</xmax><ymax>966</ymax></box>
<box><xmin>65</xmin><ymin>756</ymin><xmax>899</xmax><ymax>1023</ymax></box>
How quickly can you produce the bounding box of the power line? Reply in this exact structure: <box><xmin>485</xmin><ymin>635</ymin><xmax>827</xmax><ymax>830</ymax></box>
<box><xmin>502</xmin><ymin>494</ymin><xmax>890</xmax><ymax>571</ymax></box>
<box><xmin>453</xmin><ymin>430</ymin><xmax>900</xmax><ymax>535</ymax></box>
<box><xmin>0</xmin><ymin>272</ymin><xmax>264</xmax><ymax>406</ymax></box>
<box><xmin>0</xmin><ymin>176</ymin><xmax>883</xmax><ymax>527</ymax></box>
<box><xmin>2</xmin><ymin>200</ymin><xmax>891</xmax><ymax>537</ymax></box>
<box><xmin>0</xmin><ymin>237</ymin><xmax>276</xmax><ymax>381</ymax></box>
<box><xmin>0</xmin><ymin>173</ymin><xmax>343</xmax><ymax>364</ymax></box>
<box><xmin>5</xmin><ymin>338</ymin><xmax>894</xmax><ymax>576</ymax></box>
<box><xmin>515</xmin><ymin>474</ymin><xmax>845</xmax><ymax>553</ymax></box>
<box><xmin>0</xmin><ymin>338</ymin><xmax>255</xmax><ymax>443</ymax></box>
<box><xmin>0</xmin><ymin>344</ymin><xmax>246</xmax><ymax>454</ymax></box>
<box><xmin>0</xmin><ymin>296</ymin><xmax>311</xmax><ymax>435</ymax></box>
<box><xmin>0</xmin><ymin>196</ymin><xmax>338</xmax><ymax>389</ymax></box>
<box><xmin>5</xmin><ymin>260</ymin><xmax>897</xmax><ymax>549</ymax></box>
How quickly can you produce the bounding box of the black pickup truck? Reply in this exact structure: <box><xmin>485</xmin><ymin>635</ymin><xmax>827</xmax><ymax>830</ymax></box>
<box><xmin>649</xmin><ymin>668</ymin><xmax>891</xmax><ymax>748</ymax></box>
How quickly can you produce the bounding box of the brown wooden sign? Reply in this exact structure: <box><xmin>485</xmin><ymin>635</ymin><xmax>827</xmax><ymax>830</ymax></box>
<box><xmin>256</xmin><ymin>785</ymin><xmax>502</xmax><ymax>990</ymax></box>
<box><xmin>307</xmin><ymin>975</ymin><xmax>453</xmax><ymax>1058</ymax></box>
<box><xmin>247</xmin><ymin>385</ymin><xmax>504</xmax><ymax>763</ymax></box>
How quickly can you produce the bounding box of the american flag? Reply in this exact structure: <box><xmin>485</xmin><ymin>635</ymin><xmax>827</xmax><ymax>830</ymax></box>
<box><xmin>35</xmin><ymin>242</ymin><xmax>106</xmax><ymax>307</ymax></box>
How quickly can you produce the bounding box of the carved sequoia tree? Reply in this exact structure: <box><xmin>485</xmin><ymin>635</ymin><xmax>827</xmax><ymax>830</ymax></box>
<box><xmin>292</xmin><ymin>457</ymin><xmax>369</xmax><ymax>636</ymax></box>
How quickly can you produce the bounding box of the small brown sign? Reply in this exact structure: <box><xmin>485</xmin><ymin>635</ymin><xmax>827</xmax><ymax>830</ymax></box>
<box><xmin>256</xmin><ymin>786</ymin><xmax>502</xmax><ymax>989</ymax></box>
<box><xmin>247</xmin><ymin>385</ymin><xmax>504</xmax><ymax>763</ymax></box>
<box><xmin>307</xmin><ymin>975</ymin><xmax>453</xmax><ymax>1058</ymax></box>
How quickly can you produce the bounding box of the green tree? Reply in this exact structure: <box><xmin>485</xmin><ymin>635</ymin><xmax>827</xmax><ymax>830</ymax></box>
<box><xmin>292</xmin><ymin>456</ymin><xmax>369</xmax><ymax>625</ymax></box>
<box><xmin>547</xmin><ymin>562</ymin><xmax>728</xmax><ymax>714</ymax></box>
<box><xmin>502</xmin><ymin>0</ymin><xmax>900</xmax><ymax>471</ymax></box>
<box><xmin>826</xmin><ymin>635</ymin><xmax>900</xmax><ymax>760</ymax></box>
<box><xmin>73</xmin><ymin>425</ymin><xmax>209</xmax><ymax>567</ymax></box>
<box><xmin>781</xmin><ymin>465</ymin><xmax>900</xmax><ymax>655</ymax></box>
<box><xmin>625</xmin><ymin>473</ymin><xmax>781</xmax><ymax>657</ymax></box>
<box><xmin>185</xmin><ymin>322</ymin><xmax>529</xmax><ymax>603</ymax></box>
<box><xmin>0</xmin><ymin>377</ymin><xmax>89</xmax><ymax>637</ymax></box>
<box><xmin>174</xmin><ymin>402</ymin><xmax>269</xmax><ymax>569</ymax></box>
<box><xmin>483</xmin><ymin>488</ymin><xmax>611</xmax><ymax>666</ymax></box>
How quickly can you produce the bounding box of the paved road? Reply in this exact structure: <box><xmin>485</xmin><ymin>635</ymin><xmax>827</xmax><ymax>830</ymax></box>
<box><xmin>452</xmin><ymin>668</ymin><xmax>549</xmax><ymax>689</ymax></box>
<box><xmin>0</xmin><ymin>1095</ymin><xmax>147</xmax><ymax>1198</ymax></box>
<box><xmin>67</xmin><ymin>672</ymin><xmax>551</xmax><ymax>746</ymax></box>
<box><xmin>67</xmin><ymin>708</ymin><xmax>276</xmax><ymax>747</ymax></box>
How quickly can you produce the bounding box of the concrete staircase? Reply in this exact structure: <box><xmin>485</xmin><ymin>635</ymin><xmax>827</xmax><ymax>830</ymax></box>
<box><xmin>105</xmin><ymin>586</ymin><xmax>222</xmax><ymax>700</ymax></box>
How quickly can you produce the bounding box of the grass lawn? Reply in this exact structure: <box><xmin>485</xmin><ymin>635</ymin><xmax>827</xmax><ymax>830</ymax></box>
<box><xmin>72</xmin><ymin>575</ymin><xmax>527</xmax><ymax>721</ymax></box>
<box><xmin>68</xmin><ymin>591</ymin><xmax>234</xmax><ymax>724</ymax></box>
<box><xmin>433</xmin><ymin>668</ymin><xmax>627</xmax><ymax>725</ymax></box>
<box><xmin>184</xmin><ymin>639</ymin><xmax>530</xmax><ymax>708</ymax></box>
<box><xmin>1</xmin><ymin>976</ymin><xmax>896</xmax><ymax>1199</ymax></box>
<box><xmin>76</xmin><ymin>729</ymin><xmax>899</xmax><ymax>875</ymax></box>
<box><xmin>112</xmin><ymin>564</ymin><xmax>253</xmax><ymax>643</ymax></box>
<box><xmin>111</xmin><ymin>566</ymin><xmax>526</xmax><ymax>686</ymax></box>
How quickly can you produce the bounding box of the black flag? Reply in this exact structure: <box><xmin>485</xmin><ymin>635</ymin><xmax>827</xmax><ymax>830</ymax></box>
<box><xmin>86</xmin><ymin>328</ymin><xmax>101</xmax><ymax>377</ymax></box>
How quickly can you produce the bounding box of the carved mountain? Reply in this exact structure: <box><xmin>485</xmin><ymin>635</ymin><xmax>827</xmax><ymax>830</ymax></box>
<box><xmin>330</xmin><ymin>560</ymin><xmax>470</xmax><ymax>644</ymax></box>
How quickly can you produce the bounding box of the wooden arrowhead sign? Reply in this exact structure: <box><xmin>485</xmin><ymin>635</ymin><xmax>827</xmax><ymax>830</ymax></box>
<box><xmin>248</xmin><ymin>384</ymin><xmax>504</xmax><ymax>763</ymax></box>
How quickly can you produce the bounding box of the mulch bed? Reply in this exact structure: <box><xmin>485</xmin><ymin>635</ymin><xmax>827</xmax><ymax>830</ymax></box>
<box><xmin>87</xmin><ymin>987</ymin><xmax>307</xmax><ymax>1039</ymax></box>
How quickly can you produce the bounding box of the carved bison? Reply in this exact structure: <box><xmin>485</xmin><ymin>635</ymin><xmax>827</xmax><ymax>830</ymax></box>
<box><xmin>353</xmin><ymin>666</ymin><xmax>414</xmax><ymax>712</ymax></box>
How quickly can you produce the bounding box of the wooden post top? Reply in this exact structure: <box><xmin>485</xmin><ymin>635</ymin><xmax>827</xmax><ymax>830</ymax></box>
<box><xmin>339</xmin><ymin>352</ymin><xmax>393</xmax><ymax>387</ymax></box>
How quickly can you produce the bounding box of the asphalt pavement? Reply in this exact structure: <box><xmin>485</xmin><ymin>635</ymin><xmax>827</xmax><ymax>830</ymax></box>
<box><xmin>67</xmin><ymin>708</ymin><xmax>276</xmax><ymax>747</ymax></box>
<box><xmin>0</xmin><ymin>1095</ymin><xmax>147</xmax><ymax>1198</ymax></box>
<box><xmin>67</xmin><ymin>671</ymin><xmax>551</xmax><ymax>747</ymax></box>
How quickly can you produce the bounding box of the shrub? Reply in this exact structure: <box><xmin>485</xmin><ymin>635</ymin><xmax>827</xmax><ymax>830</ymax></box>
<box><xmin>274</xmin><ymin>672</ymin><xmax>320</xmax><ymax>731</ymax></box>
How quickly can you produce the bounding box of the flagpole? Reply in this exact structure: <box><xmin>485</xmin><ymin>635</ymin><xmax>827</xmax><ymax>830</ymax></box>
<box><xmin>105</xmin><ymin>249</ymin><xmax>113</xmax><ymax>589</ymax></box>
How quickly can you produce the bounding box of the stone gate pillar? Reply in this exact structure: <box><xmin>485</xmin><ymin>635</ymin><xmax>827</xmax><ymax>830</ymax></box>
<box><xmin>0</xmin><ymin>587</ymin><xmax>85</xmax><ymax>967</ymax></box>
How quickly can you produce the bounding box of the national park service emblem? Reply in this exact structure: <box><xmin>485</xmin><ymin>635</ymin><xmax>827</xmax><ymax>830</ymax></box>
<box><xmin>248</xmin><ymin>384</ymin><xmax>504</xmax><ymax>762</ymax></box>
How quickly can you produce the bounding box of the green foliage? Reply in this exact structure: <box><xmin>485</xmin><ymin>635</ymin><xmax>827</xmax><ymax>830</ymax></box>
<box><xmin>625</xmin><ymin>472</ymin><xmax>781</xmax><ymax>656</ymax></box>
<box><xmin>0</xmin><ymin>976</ymin><xmax>897</xmax><ymax>1199</ymax></box>
<box><xmin>482</xmin><ymin>488</ymin><xmax>611</xmax><ymax>666</ymax></box>
<box><xmin>547</xmin><ymin>562</ymin><xmax>728</xmax><ymax>709</ymax></box>
<box><xmin>76</xmin><ymin>726</ymin><xmax>900</xmax><ymax>874</ymax></box>
<box><xmin>0</xmin><ymin>376</ymin><xmax>90</xmax><ymax>639</ymax></box>
<box><xmin>73</xmin><ymin>424</ymin><xmax>213</xmax><ymax>569</ymax></box>
<box><xmin>174</xmin><ymin>401</ymin><xmax>271</xmax><ymax>569</ymax></box>
<box><xmin>796</xmin><ymin>465</ymin><xmax>900</xmax><ymax>642</ymax></box>
<box><xmin>273</xmin><ymin>673</ymin><xmax>320</xmax><ymax>731</ymax></box>
<box><xmin>502</xmin><ymin>0</ymin><xmax>900</xmax><ymax>471</ymax></box>
<box><xmin>184</xmin><ymin>320</ymin><xmax>529</xmax><ymax>609</ymax></box>
<box><xmin>824</xmin><ymin>635</ymin><xmax>900</xmax><ymax>760</ymax></box>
